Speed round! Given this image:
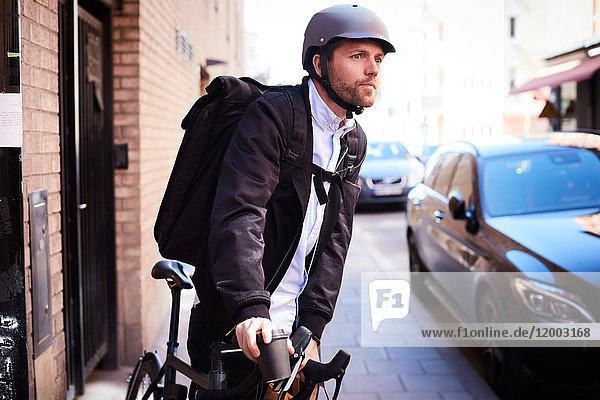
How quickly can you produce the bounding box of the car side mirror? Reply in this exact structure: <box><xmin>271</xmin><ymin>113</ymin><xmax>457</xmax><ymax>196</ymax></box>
<box><xmin>448</xmin><ymin>191</ymin><xmax>466</xmax><ymax>219</ymax></box>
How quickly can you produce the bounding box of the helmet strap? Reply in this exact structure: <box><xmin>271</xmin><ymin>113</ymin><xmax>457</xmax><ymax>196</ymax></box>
<box><xmin>311</xmin><ymin>53</ymin><xmax>364</xmax><ymax>119</ymax></box>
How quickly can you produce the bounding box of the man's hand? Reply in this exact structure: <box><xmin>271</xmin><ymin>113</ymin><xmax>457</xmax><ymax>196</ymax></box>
<box><xmin>297</xmin><ymin>338</ymin><xmax>320</xmax><ymax>400</ymax></box>
<box><xmin>235</xmin><ymin>317</ymin><xmax>294</xmax><ymax>363</ymax></box>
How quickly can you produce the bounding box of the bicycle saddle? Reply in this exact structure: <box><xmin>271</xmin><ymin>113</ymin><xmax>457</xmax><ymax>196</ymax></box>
<box><xmin>151</xmin><ymin>260</ymin><xmax>193</xmax><ymax>289</ymax></box>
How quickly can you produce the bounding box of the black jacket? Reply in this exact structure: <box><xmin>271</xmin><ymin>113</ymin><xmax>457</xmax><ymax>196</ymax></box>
<box><xmin>192</xmin><ymin>77</ymin><xmax>366</xmax><ymax>340</ymax></box>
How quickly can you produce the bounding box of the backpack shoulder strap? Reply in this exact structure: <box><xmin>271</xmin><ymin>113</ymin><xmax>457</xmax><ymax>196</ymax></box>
<box><xmin>339</xmin><ymin>122</ymin><xmax>366</xmax><ymax>178</ymax></box>
<box><xmin>276</xmin><ymin>85</ymin><xmax>308</xmax><ymax>164</ymax></box>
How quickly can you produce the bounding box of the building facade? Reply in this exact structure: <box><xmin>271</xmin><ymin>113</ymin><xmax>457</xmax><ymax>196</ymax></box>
<box><xmin>1</xmin><ymin>0</ymin><xmax>244</xmax><ymax>398</ymax></box>
<box><xmin>508</xmin><ymin>0</ymin><xmax>598</xmax><ymax>133</ymax></box>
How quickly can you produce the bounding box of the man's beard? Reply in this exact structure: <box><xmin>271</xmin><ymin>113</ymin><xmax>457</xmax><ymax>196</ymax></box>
<box><xmin>329</xmin><ymin>65</ymin><xmax>377</xmax><ymax>108</ymax></box>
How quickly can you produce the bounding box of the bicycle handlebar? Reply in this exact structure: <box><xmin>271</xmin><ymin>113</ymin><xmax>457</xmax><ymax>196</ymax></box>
<box><xmin>193</xmin><ymin>349</ymin><xmax>350</xmax><ymax>400</ymax></box>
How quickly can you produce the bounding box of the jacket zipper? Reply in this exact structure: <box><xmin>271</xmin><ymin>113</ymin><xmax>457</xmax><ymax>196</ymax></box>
<box><xmin>265</xmin><ymin>225</ymin><xmax>303</xmax><ymax>292</ymax></box>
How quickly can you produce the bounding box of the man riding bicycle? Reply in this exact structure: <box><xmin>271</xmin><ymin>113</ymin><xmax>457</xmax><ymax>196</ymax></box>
<box><xmin>187</xmin><ymin>5</ymin><xmax>395</xmax><ymax>399</ymax></box>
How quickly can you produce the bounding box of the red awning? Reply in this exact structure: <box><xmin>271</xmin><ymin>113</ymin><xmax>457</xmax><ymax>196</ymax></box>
<box><xmin>510</xmin><ymin>56</ymin><xmax>600</xmax><ymax>94</ymax></box>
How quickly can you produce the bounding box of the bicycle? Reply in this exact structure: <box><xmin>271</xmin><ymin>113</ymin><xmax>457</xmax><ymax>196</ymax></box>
<box><xmin>125</xmin><ymin>260</ymin><xmax>351</xmax><ymax>400</ymax></box>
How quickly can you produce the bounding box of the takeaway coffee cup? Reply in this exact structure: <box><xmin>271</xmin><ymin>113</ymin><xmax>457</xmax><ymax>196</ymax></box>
<box><xmin>256</xmin><ymin>329</ymin><xmax>291</xmax><ymax>383</ymax></box>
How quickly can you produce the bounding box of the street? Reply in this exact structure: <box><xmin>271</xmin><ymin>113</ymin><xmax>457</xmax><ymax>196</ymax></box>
<box><xmin>320</xmin><ymin>206</ymin><xmax>499</xmax><ymax>400</ymax></box>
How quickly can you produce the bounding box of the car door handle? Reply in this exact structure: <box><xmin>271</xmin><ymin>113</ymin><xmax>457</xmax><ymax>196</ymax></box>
<box><xmin>433</xmin><ymin>210</ymin><xmax>444</xmax><ymax>223</ymax></box>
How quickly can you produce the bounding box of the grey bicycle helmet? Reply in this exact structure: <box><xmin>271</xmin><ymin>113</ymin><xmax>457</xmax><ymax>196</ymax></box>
<box><xmin>302</xmin><ymin>4</ymin><xmax>395</xmax><ymax>118</ymax></box>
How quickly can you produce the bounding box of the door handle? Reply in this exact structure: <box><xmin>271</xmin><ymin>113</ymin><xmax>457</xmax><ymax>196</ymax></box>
<box><xmin>433</xmin><ymin>210</ymin><xmax>444</xmax><ymax>223</ymax></box>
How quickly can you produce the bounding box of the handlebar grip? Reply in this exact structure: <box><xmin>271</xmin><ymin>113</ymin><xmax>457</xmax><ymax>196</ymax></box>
<box><xmin>289</xmin><ymin>350</ymin><xmax>351</xmax><ymax>400</ymax></box>
<box><xmin>301</xmin><ymin>350</ymin><xmax>350</xmax><ymax>382</ymax></box>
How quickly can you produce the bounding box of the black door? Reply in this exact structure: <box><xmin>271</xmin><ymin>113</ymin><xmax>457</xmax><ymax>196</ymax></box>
<box><xmin>59</xmin><ymin>1</ymin><xmax>116</xmax><ymax>394</ymax></box>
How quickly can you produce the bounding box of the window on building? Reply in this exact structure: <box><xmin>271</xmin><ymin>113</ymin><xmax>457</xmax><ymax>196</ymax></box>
<box><xmin>1</xmin><ymin>0</ymin><xmax>20</xmax><ymax>93</ymax></box>
<box><xmin>595</xmin><ymin>0</ymin><xmax>600</xmax><ymax>34</ymax></box>
<box><xmin>561</xmin><ymin>81</ymin><xmax>577</xmax><ymax>130</ymax></box>
<box><xmin>176</xmin><ymin>27</ymin><xmax>194</xmax><ymax>62</ymax></box>
<box><xmin>509</xmin><ymin>17</ymin><xmax>516</xmax><ymax>38</ymax></box>
<box><xmin>438</xmin><ymin>23</ymin><xmax>444</xmax><ymax>40</ymax></box>
<box><xmin>509</xmin><ymin>68</ymin><xmax>516</xmax><ymax>89</ymax></box>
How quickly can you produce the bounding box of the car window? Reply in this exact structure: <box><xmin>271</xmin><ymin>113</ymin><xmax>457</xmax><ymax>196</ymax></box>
<box><xmin>423</xmin><ymin>153</ymin><xmax>444</xmax><ymax>187</ymax></box>
<box><xmin>431</xmin><ymin>153</ymin><xmax>460</xmax><ymax>196</ymax></box>
<box><xmin>366</xmin><ymin>142</ymin><xmax>409</xmax><ymax>160</ymax></box>
<box><xmin>483</xmin><ymin>148</ymin><xmax>600</xmax><ymax>216</ymax></box>
<box><xmin>447</xmin><ymin>155</ymin><xmax>474</xmax><ymax>201</ymax></box>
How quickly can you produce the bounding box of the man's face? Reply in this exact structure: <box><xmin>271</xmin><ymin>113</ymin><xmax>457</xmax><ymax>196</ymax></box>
<box><xmin>328</xmin><ymin>39</ymin><xmax>385</xmax><ymax>108</ymax></box>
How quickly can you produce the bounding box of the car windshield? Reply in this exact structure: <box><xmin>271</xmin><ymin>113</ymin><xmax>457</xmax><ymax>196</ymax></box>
<box><xmin>420</xmin><ymin>145</ymin><xmax>438</xmax><ymax>156</ymax></box>
<box><xmin>483</xmin><ymin>148</ymin><xmax>600</xmax><ymax>216</ymax></box>
<box><xmin>366</xmin><ymin>142</ymin><xmax>409</xmax><ymax>160</ymax></box>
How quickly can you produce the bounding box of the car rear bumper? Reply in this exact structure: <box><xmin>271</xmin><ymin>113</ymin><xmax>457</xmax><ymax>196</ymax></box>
<box><xmin>358</xmin><ymin>185</ymin><xmax>412</xmax><ymax>205</ymax></box>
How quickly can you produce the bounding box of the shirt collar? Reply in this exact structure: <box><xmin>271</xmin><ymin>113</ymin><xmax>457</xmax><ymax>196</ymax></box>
<box><xmin>308</xmin><ymin>78</ymin><xmax>356</xmax><ymax>136</ymax></box>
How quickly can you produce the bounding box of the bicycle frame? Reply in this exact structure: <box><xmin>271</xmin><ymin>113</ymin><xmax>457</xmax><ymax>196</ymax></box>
<box><xmin>138</xmin><ymin>282</ymin><xmax>247</xmax><ymax>400</ymax></box>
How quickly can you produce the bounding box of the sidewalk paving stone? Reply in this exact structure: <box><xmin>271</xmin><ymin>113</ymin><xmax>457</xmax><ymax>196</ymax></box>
<box><xmin>364</xmin><ymin>359</ymin><xmax>424</xmax><ymax>375</ymax></box>
<box><xmin>441</xmin><ymin>392</ymin><xmax>475</xmax><ymax>400</ymax></box>
<box><xmin>339</xmin><ymin>394</ymin><xmax>378</xmax><ymax>400</ymax></box>
<box><xmin>399</xmin><ymin>374</ymin><xmax>464</xmax><ymax>392</ymax></box>
<box><xmin>321</xmin><ymin>346</ymin><xmax>389</xmax><ymax>362</ymax></box>
<box><xmin>420</xmin><ymin>359</ymin><xmax>453</xmax><ymax>375</ymax></box>
<box><xmin>377</xmin><ymin>393</ymin><xmax>441</xmax><ymax>400</ymax></box>
<box><xmin>342</xmin><ymin>374</ymin><xmax>405</xmax><ymax>393</ymax></box>
<box><xmin>345</xmin><ymin>359</ymin><xmax>368</xmax><ymax>375</ymax></box>
<box><xmin>385</xmin><ymin>347</ymin><xmax>443</xmax><ymax>360</ymax></box>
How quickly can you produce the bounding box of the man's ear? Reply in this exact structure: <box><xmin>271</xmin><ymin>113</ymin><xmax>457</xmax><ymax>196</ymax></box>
<box><xmin>312</xmin><ymin>53</ymin><xmax>322</xmax><ymax>78</ymax></box>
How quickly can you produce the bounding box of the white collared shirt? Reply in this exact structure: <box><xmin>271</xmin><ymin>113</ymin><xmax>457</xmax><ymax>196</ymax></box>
<box><xmin>269</xmin><ymin>79</ymin><xmax>355</xmax><ymax>335</ymax></box>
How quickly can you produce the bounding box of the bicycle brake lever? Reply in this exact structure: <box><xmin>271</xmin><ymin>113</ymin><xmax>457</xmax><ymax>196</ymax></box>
<box><xmin>290</xmin><ymin>327</ymin><xmax>312</xmax><ymax>352</ymax></box>
<box><xmin>273</xmin><ymin>327</ymin><xmax>313</xmax><ymax>398</ymax></box>
<box><xmin>331</xmin><ymin>371</ymin><xmax>344</xmax><ymax>400</ymax></box>
<box><xmin>281</xmin><ymin>353</ymin><xmax>302</xmax><ymax>392</ymax></box>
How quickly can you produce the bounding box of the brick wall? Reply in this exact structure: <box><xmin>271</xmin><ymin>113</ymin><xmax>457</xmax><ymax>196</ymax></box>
<box><xmin>19</xmin><ymin>0</ymin><xmax>65</xmax><ymax>398</ymax></box>
<box><xmin>112</xmin><ymin>0</ymin><xmax>143</xmax><ymax>365</ymax></box>
<box><xmin>16</xmin><ymin>0</ymin><xmax>245</xmax><ymax>393</ymax></box>
<box><xmin>113</xmin><ymin>0</ymin><xmax>244</xmax><ymax>365</ymax></box>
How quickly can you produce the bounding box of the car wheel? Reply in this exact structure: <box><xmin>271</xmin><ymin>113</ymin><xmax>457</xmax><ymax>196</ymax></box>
<box><xmin>478</xmin><ymin>289</ymin><xmax>525</xmax><ymax>399</ymax></box>
<box><xmin>407</xmin><ymin>232</ymin><xmax>426</xmax><ymax>292</ymax></box>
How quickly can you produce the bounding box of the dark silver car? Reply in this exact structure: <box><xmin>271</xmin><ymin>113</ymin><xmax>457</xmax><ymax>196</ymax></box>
<box><xmin>357</xmin><ymin>141</ymin><xmax>424</xmax><ymax>207</ymax></box>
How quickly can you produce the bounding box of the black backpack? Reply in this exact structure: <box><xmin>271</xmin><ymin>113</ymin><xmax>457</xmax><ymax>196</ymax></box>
<box><xmin>154</xmin><ymin>76</ymin><xmax>361</xmax><ymax>266</ymax></box>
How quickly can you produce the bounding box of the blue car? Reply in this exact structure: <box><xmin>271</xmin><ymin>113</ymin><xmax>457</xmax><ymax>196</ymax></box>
<box><xmin>357</xmin><ymin>141</ymin><xmax>424</xmax><ymax>207</ymax></box>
